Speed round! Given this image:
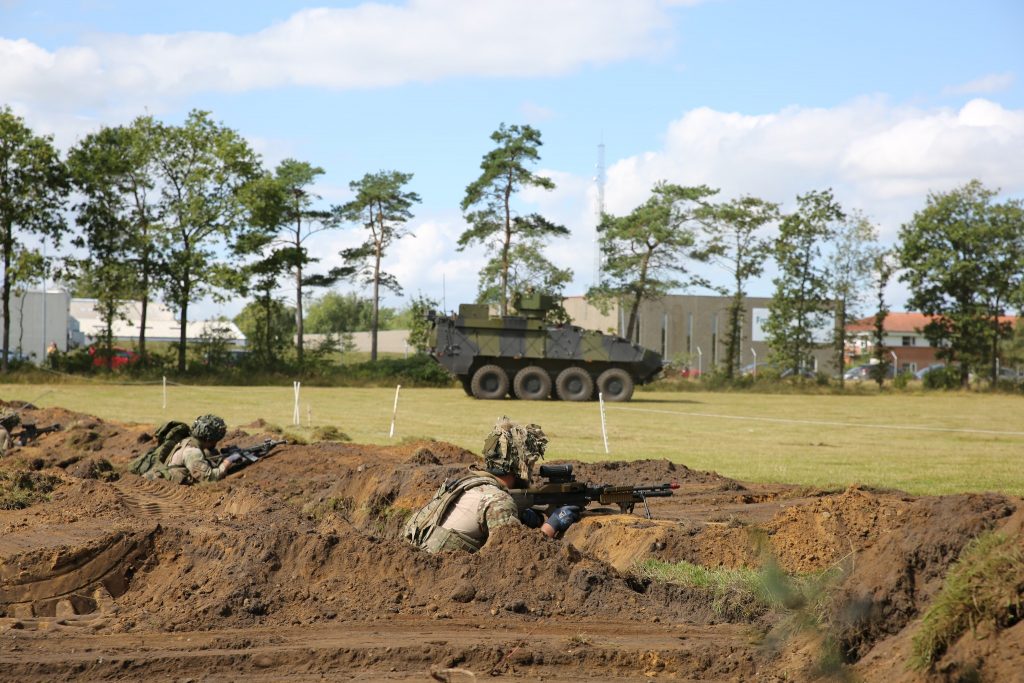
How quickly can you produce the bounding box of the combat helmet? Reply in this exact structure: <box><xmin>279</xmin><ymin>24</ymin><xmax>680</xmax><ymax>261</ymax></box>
<box><xmin>191</xmin><ymin>414</ymin><xmax>227</xmax><ymax>443</ymax></box>
<box><xmin>482</xmin><ymin>416</ymin><xmax>547</xmax><ymax>483</ymax></box>
<box><xmin>0</xmin><ymin>410</ymin><xmax>20</xmax><ymax>430</ymax></box>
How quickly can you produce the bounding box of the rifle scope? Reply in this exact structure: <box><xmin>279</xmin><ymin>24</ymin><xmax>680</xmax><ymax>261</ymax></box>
<box><xmin>538</xmin><ymin>463</ymin><xmax>574</xmax><ymax>481</ymax></box>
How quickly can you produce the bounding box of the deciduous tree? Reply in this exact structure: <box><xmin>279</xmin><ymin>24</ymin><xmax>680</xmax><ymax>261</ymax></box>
<box><xmin>870</xmin><ymin>251</ymin><xmax>895</xmax><ymax>388</ymax></box>
<box><xmin>826</xmin><ymin>210</ymin><xmax>879</xmax><ymax>384</ymax></box>
<box><xmin>239</xmin><ymin>159</ymin><xmax>347</xmax><ymax>364</ymax></box>
<box><xmin>899</xmin><ymin>180</ymin><xmax>1024</xmax><ymax>386</ymax></box>
<box><xmin>67</xmin><ymin>119</ymin><xmax>165</xmax><ymax>367</ymax></box>
<box><xmin>152</xmin><ymin>110</ymin><xmax>260</xmax><ymax>372</ymax></box>
<box><xmin>0</xmin><ymin>107</ymin><xmax>69</xmax><ymax>371</ymax></box>
<box><xmin>765</xmin><ymin>189</ymin><xmax>844</xmax><ymax>376</ymax></box>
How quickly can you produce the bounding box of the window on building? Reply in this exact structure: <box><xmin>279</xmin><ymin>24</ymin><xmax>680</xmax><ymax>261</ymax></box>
<box><xmin>711</xmin><ymin>314</ymin><xmax>718</xmax><ymax>365</ymax></box>
<box><xmin>660</xmin><ymin>315</ymin><xmax>667</xmax><ymax>358</ymax></box>
<box><xmin>686</xmin><ymin>313</ymin><xmax>693</xmax><ymax>354</ymax></box>
<box><xmin>902</xmin><ymin>336</ymin><xmax>915</xmax><ymax>346</ymax></box>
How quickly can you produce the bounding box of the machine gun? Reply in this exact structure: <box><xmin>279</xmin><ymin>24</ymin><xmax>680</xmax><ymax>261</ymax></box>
<box><xmin>509</xmin><ymin>463</ymin><xmax>678</xmax><ymax>520</ymax></box>
<box><xmin>13</xmin><ymin>422</ymin><xmax>62</xmax><ymax>446</ymax></box>
<box><xmin>213</xmin><ymin>439</ymin><xmax>288</xmax><ymax>471</ymax></box>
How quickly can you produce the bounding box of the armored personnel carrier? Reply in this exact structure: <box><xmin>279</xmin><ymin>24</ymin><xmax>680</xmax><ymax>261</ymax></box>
<box><xmin>428</xmin><ymin>292</ymin><xmax>662</xmax><ymax>402</ymax></box>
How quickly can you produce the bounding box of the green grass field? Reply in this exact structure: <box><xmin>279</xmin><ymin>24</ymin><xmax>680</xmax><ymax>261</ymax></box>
<box><xmin>3</xmin><ymin>382</ymin><xmax>1022</xmax><ymax>497</ymax></box>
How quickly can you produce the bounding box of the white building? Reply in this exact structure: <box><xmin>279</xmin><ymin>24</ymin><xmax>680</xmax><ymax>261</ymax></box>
<box><xmin>70</xmin><ymin>298</ymin><xmax>246</xmax><ymax>346</ymax></box>
<box><xmin>0</xmin><ymin>289</ymin><xmax>73</xmax><ymax>362</ymax></box>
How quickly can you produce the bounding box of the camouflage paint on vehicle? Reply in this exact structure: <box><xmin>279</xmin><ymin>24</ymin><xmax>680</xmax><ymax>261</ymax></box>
<box><xmin>428</xmin><ymin>292</ymin><xmax>662</xmax><ymax>402</ymax></box>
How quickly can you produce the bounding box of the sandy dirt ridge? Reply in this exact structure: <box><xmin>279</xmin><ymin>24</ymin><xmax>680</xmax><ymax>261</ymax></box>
<box><xmin>0</xmin><ymin>399</ymin><xmax>1021</xmax><ymax>681</ymax></box>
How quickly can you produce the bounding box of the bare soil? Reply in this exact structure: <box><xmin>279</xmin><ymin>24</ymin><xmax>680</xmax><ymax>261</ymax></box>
<box><xmin>0</xmin><ymin>400</ymin><xmax>1021</xmax><ymax>681</ymax></box>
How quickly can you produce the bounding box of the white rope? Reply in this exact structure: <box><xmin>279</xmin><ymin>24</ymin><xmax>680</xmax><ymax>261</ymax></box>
<box><xmin>612</xmin><ymin>405</ymin><xmax>1024</xmax><ymax>437</ymax></box>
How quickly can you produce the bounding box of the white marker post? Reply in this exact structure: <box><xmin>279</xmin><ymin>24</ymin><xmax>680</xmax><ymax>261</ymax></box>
<box><xmin>750</xmin><ymin>348</ymin><xmax>757</xmax><ymax>378</ymax></box>
<box><xmin>293</xmin><ymin>381</ymin><xmax>301</xmax><ymax>426</ymax></box>
<box><xmin>389</xmin><ymin>384</ymin><xmax>402</xmax><ymax>438</ymax></box>
<box><xmin>598</xmin><ymin>392</ymin><xmax>610</xmax><ymax>454</ymax></box>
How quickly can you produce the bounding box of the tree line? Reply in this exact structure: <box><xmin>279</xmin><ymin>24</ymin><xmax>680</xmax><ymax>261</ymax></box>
<box><xmin>588</xmin><ymin>180</ymin><xmax>1024</xmax><ymax>388</ymax></box>
<box><xmin>0</xmin><ymin>109</ymin><xmax>578</xmax><ymax>374</ymax></box>
<box><xmin>2</xmin><ymin>105</ymin><xmax>1021</xmax><ymax>385</ymax></box>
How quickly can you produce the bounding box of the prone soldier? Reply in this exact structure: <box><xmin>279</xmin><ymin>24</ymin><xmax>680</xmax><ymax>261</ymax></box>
<box><xmin>403</xmin><ymin>416</ymin><xmax>580</xmax><ymax>553</ymax></box>
<box><xmin>145</xmin><ymin>414</ymin><xmax>237</xmax><ymax>484</ymax></box>
<box><xmin>0</xmin><ymin>410</ymin><xmax>19</xmax><ymax>458</ymax></box>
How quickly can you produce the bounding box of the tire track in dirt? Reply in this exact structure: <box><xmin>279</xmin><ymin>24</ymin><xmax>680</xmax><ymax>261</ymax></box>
<box><xmin>0</xmin><ymin>525</ymin><xmax>155</xmax><ymax>619</ymax></box>
<box><xmin>111</xmin><ymin>478</ymin><xmax>194</xmax><ymax>519</ymax></box>
<box><xmin>0</xmin><ymin>620</ymin><xmax>756</xmax><ymax>681</ymax></box>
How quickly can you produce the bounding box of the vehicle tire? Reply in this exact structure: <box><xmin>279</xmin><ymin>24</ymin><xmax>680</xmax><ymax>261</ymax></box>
<box><xmin>555</xmin><ymin>366</ymin><xmax>594</xmax><ymax>402</ymax></box>
<box><xmin>470</xmin><ymin>364</ymin><xmax>509</xmax><ymax>400</ymax></box>
<box><xmin>513</xmin><ymin>366</ymin><xmax>552</xmax><ymax>400</ymax></box>
<box><xmin>596</xmin><ymin>367</ymin><xmax>635</xmax><ymax>402</ymax></box>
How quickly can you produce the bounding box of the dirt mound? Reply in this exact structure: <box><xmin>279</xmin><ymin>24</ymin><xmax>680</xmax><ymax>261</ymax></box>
<box><xmin>2</xmin><ymin>407</ymin><xmax>1022</xmax><ymax>681</ymax></box>
<box><xmin>830</xmin><ymin>493</ymin><xmax>1016</xmax><ymax>659</ymax></box>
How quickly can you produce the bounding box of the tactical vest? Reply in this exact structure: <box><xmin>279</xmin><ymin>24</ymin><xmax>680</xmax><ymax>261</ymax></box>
<box><xmin>403</xmin><ymin>475</ymin><xmax>497</xmax><ymax>553</ymax></box>
<box><xmin>128</xmin><ymin>420</ymin><xmax>192</xmax><ymax>476</ymax></box>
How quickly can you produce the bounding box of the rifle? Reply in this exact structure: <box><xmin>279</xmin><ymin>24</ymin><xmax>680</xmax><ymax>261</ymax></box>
<box><xmin>509</xmin><ymin>463</ymin><xmax>678</xmax><ymax>520</ymax></box>
<box><xmin>213</xmin><ymin>438</ymin><xmax>288</xmax><ymax>471</ymax></box>
<box><xmin>13</xmin><ymin>423</ymin><xmax>62</xmax><ymax>446</ymax></box>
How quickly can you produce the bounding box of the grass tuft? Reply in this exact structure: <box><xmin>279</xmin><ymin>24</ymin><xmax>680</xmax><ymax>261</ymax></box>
<box><xmin>0</xmin><ymin>469</ymin><xmax>62</xmax><ymax>510</ymax></box>
<box><xmin>911</xmin><ymin>531</ymin><xmax>1024</xmax><ymax>670</ymax></box>
<box><xmin>634</xmin><ymin>558</ymin><xmax>779</xmax><ymax>619</ymax></box>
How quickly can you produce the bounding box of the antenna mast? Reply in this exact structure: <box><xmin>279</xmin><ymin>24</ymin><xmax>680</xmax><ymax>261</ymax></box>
<box><xmin>594</xmin><ymin>140</ymin><xmax>605</xmax><ymax>285</ymax></box>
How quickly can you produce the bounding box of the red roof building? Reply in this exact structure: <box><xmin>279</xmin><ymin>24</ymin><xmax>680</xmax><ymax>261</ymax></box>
<box><xmin>846</xmin><ymin>312</ymin><xmax>1018</xmax><ymax>373</ymax></box>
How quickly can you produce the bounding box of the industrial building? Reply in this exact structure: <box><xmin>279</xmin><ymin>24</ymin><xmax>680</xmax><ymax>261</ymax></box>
<box><xmin>0</xmin><ymin>289</ymin><xmax>245</xmax><ymax>364</ymax></box>
<box><xmin>563</xmin><ymin>294</ymin><xmax>838</xmax><ymax>375</ymax></box>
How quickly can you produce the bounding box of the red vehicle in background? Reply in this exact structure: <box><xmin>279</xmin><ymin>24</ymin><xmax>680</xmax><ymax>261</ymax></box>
<box><xmin>89</xmin><ymin>346</ymin><xmax>139</xmax><ymax>369</ymax></box>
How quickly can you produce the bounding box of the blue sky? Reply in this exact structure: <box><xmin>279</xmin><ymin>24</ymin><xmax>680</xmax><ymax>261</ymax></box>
<box><xmin>3</xmin><ymin>0</ymin><xmax>1023</xmax><ymax>320</ymax></box>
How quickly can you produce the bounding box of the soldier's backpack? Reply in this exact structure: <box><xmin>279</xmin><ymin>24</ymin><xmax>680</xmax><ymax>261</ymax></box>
<box><xmin>402</xmin><ymin>475</ymin><xmax>495</xmax><ymax>553</ymax></box>
<box><xmin>128</xmin><ymin>420</ymin><xmax>191</xmax><ymax>475</ymax></box>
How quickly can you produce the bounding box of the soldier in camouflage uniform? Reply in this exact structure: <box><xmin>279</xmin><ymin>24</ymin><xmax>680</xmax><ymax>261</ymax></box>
<box><xmin>0</xmin><ymin>411</ymin><xmax>20</xmax><ymax>458</ymax></box>
<box><xmin>403</xmin><ymin>416</ymin><xmax>581</xmax><ymax>553</ymax></box>
<box><xmin>145</xmin><ymin>414</ymin><xmax>236</xmax><ymax>484</ymax></box>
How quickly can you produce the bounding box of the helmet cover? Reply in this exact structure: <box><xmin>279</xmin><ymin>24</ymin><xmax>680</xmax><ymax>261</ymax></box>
<box><xmin>0</xmin><ymin>411</ymin><xmax>20</xmax><ymax>430</ymax></box>
<box><xmin>191</xmin><ymin>414</ymin><xmax>227</xmax><ymax>442</ymax></box>
<box><xmin>482</xmin><ymin>416</ymin><xmax>546</xmax><ymax>482</ymax></box>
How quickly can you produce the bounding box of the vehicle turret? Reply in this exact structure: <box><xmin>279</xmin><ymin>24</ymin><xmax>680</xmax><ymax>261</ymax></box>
<box><xmin>427</xmin><ymin>293</ymin><xmax>662</xmax><ymax>402</ymax></box>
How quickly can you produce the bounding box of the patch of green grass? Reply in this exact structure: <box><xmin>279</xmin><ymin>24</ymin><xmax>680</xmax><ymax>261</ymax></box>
<box><xmin>635</xmin><ymin>558</ymin><xmax>774</xmax><ymax>618</ymax></box>
<box><xmin>635</xmin><ymin>556</ymin><xmax>842</xmax><ymax>618</ymax></box>
<box><xmin>0</xmin><ymin>469</ymin><xmax>62</xmax><ymax>510</ymax></box>
<box><xmin>311</xmin><ymin>425</ymin><xmax>352</xmax><ymax>442</ymax></box>
<box><xmin>4</xmin><ymin>384</ymin><xmax>1024</xmax><ymax>496</ymax></box>
<box><xmin>911</xmin><ymin>531</ymin><xmax>1024</xmax><ymax>670</ymax></box>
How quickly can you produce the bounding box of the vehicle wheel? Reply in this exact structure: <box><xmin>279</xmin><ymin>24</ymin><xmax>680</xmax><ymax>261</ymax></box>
<box><xmin>596</xmin><ymin>367</ymin><xmax>635</xmax><ymax>402</ymax></box>
<box><xmin>513</xmin><ymin>366</ymin><xmax>552</xmax><ymax>400</ymax></box>
<box><xmin>470</xmin><ymin>364</ymin><xmax>509</xmax><ymax>400</ymax></box>
<box><xmin>555</xmin><ymin>367</ymin><xmax>594</xmax><ymax>402</ymax></box>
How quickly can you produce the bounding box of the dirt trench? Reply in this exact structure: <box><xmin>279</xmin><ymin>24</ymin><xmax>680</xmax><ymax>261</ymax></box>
<box><xmin>0</xmin><ymin>401</ymin><xmax>1021</xmax><ymax>681</ymax></box>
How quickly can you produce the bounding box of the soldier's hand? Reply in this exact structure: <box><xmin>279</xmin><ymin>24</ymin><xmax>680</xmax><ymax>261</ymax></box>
<box><xmin>544</xmin><ymin>505</ymin><xmax>581</xmax><ymax>535</ymax></box>
<box><xmin>519</xmin><ymin>508</ymin><xmax>543</xmax><ymax>529</ymax></box>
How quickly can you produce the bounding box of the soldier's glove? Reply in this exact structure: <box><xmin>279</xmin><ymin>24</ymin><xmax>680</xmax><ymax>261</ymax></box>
<box><xmin>519</xmin><ymin>508</ymin><xmax>544</xmax><ymax>529</ymax></box>
<box><xmin>546</xmin><ymin>505</ymin><xmax>581</xmax><ymax>534</ymax></box>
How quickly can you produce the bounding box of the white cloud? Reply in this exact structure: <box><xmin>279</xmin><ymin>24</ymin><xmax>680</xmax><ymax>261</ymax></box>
<box><xmin>519</xmin><ymin>101</ymin><xmax>556</xmax><ymax>123</ymax></box>
<box><xmin>942</xmin><ymin>72</ymin><xmax>1015</xmax><ymax>96</ymax></box>
<box><xmin>1</xmin><ymin>0</ymin><xmax>670</xmax><ymax>115</ymax></box>
<box><xmin>602</xmin><ymin>98</ymin><xmax>1024</xmax><ymax>241</ymax></box>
